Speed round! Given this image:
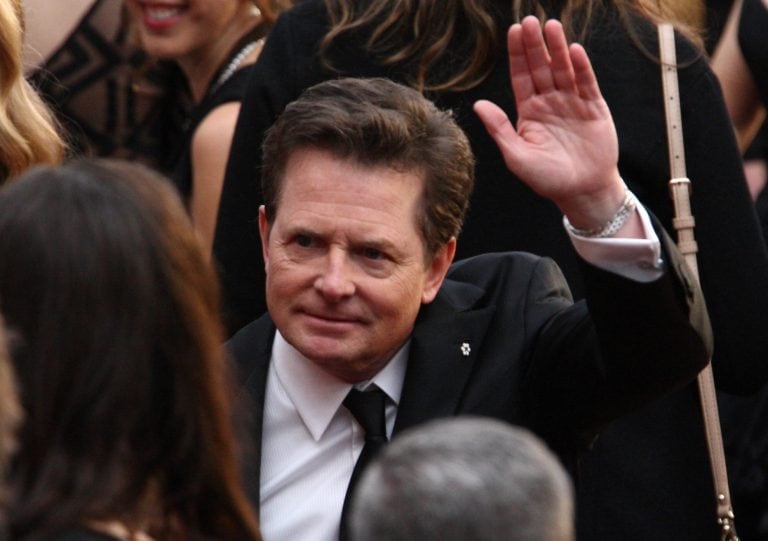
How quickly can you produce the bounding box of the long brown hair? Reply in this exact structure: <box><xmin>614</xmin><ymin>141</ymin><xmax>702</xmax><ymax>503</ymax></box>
<box><xmin>320</xmin><ymin>0</ymin><xmax>704</xmax><ymax>92</ymax></box>
<box><xmin>1</xmin><ymin>160</ymin><xmax>260</xmax><ymax>541</ymax></box>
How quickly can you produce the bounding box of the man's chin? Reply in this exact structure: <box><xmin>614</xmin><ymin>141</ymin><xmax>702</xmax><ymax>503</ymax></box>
<box><xmin>296</xmin><ymin>341</ymin><xmax>384</xmax><ymax>383</ymax></box>
<box><xmin>293</xmin><ymin>336</ymin><xmax>354</xmax><ymax>364</ymax></box>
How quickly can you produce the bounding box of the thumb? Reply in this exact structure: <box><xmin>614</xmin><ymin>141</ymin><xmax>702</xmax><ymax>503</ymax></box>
<box><xmin>473</xmin><ymin>100</ymin><xmax>522</xmax><ymax>170</ymax></box>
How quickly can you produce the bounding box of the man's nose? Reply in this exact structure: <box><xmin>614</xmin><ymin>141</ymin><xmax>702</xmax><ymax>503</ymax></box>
<box><xmin>314</xmin><ymin>247</ymin><xmax>356</xmax><ymax>300</ymax></box>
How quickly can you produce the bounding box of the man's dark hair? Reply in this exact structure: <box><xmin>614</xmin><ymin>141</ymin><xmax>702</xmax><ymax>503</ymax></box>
<box><xmin>261</xmin><ymin>77</ymin><xmax>475</xmax><ymax>258</ymax></box>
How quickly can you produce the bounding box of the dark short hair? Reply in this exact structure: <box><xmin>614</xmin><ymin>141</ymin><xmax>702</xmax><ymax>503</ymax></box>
<box><xmin>261</xmin><ymin>77</ymin><xmax>475</xmax><ymax>258</ymax></box>
<box><xmin>0</xmin><ymin>160</ymin><xmax>260</xmax><ymax>541</ymax></box>
<box><xmin>350</xmin><ymin>417</ymin><xmax>574</xmax><ymax>541</ymax></box>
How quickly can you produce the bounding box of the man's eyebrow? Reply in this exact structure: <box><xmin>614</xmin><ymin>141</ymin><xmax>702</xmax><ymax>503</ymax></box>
<box><xmin>281</xmin><ymin>222</ymin><xmax>401</xmax><ymax>252</ymax></box>
<box><xmin>351</xmin><ymin>237</ymin><xmax>400</xmax><ymax>254</ymax></box>
<box><xmin>281</xmin><ymin>223</ymin><xmax>319</xmax><ymax>236</ymax></box>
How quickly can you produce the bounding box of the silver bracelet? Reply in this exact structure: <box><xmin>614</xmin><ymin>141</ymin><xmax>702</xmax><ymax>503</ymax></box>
<box><xmin>564</xmin><ymin>190</ymin><xmax>638</xmax><ymax>238</ymax></box>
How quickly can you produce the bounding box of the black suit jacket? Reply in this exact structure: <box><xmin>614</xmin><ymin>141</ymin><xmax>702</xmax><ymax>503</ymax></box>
<box><xmin>229</xmin><ymin>251</ymin><xmax>709</xmax><ymax>512</ymax></box>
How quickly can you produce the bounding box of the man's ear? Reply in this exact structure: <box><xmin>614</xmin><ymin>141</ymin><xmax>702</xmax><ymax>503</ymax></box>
<box><xmin>258</xmin><ymin>205</ymin><xmax>270</xmax><ymax>270</ymax></box>
<box><xmin>422</xmin><ymin>237</ymin><xmax>456</xmax><ymax>304</ymax></box>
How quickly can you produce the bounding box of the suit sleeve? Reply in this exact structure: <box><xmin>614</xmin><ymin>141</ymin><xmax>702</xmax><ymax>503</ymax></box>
<box><xmin>522</xmin><ymin>229</ymin><xmax>710</xmax><ymax>455</ymax></box>
<box><xmin>605</xmin><ymin>30</ymin><xmax>768</xmax><ymax>394</ymax></box>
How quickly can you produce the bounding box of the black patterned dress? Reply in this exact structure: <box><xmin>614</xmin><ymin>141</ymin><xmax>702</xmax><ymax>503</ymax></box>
<box><xmin>28</xmin><ymin>0</ymin><xmax>183</xmax><ymax>170</ymax></box>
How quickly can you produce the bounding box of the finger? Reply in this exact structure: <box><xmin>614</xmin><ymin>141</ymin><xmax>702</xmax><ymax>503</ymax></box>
<box><xmin>544</xmin><ymin>19</ymin><xmax>577</xmax><ymax>93</ymax></box>
<box><xmin>507</xmin><ymin>23</ymin><xmax>534</xmax><ymax>103</ymax></box>
<box><xmin>570</xmin><ymin>43</ymin><xmax>602</xmax><ymax>101</ymax></box>
<box><xmin>521</xmin><ymin>15</ymin><xmax>555</xmax><ymax>94</ymax></box>
<box><xmin>473</xmin><ymin>100</ymin><xmax>521</xmax><ymax>165</ymax></box>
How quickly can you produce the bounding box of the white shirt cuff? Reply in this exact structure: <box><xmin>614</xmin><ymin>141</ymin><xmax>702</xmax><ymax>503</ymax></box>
<box><xmin>564</xmin><ymin>205</ymin><xmax>664</xmax><ymax>282</ymax></box>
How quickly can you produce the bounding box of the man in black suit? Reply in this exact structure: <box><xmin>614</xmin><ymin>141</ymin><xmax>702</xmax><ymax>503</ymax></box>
<box><xmin>229</xmin><ymin>18</ymin><xmax>709</xmax><ymax>541</ymax></box>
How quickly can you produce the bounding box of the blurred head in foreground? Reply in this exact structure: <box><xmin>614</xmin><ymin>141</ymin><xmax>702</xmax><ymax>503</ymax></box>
<box><xmin>350</xmin><ymin>416</ymin><xmax>574</xmax><ymax>541</ymax></box>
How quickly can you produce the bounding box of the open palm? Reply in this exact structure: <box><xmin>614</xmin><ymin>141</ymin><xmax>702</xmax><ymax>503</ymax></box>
<box><xmin>475</xmin><ymin>17</ymin><xmax>623</xmax><ymax>227</ymax></box>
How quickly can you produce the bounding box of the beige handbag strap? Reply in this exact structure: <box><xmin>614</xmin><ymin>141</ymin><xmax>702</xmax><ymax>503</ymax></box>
<box><xmin>658</xmin><ymin>23</ymin><xmax>738</xmax><ymax>541</ymax></box>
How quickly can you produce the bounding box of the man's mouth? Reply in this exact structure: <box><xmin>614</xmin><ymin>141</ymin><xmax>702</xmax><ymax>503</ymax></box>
<box><xmin>302</xmin><ymin>310</ymin><xmax>362</xmax><ymax>330</ymax></box>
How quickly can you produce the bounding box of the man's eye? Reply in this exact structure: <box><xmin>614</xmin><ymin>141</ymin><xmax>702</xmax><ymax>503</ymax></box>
<box><xmin>296</xmin><ymin>234</ymin><xmax>313</xmax><ymax>247</ymax></box>
<box><xmin>363</xmin><ymin>247</ymin><xmax>384</xmax><ymax>260</ymax></box>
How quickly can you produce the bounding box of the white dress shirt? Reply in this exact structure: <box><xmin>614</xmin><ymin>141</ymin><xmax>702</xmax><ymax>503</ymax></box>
<box><xmin>259</xmin><ymin>206</ymin><xmax>662</xmax><ymax>541</ymax></box>
<box><xmin>259</xmin><ymin>332</ymin><xmax>407</xmax><ymax>541</ymax></box>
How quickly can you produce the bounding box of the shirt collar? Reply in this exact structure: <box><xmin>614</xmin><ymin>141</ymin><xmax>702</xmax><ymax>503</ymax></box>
<box><xmin>272</xmin><ymin>331</ymin><xmax>409</xmax><ymax>441</ymax></box>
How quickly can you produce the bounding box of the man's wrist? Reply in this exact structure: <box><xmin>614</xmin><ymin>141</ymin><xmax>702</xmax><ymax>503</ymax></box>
<box><xmin>564</xmin><ymin>189</ymin><xmax>638</xmax><ymax>238</ymax></box>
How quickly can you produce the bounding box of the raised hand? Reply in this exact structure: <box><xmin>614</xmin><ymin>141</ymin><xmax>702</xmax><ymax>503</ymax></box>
<box><xmin>474</xmin><ymin>16</ymin><xmax>630</xmax><ymax>233</ymax></box>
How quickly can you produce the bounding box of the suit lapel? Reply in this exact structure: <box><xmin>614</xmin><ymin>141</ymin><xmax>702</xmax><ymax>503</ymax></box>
<box><xmin>231</xmin><ymin>317</ymin><xmax>276</xmax><ymax>514</ymax></box>
<box><xmin>393</xmin><ymin>278</ymin><xmax>495</xmax><ymax>434</ymax></box>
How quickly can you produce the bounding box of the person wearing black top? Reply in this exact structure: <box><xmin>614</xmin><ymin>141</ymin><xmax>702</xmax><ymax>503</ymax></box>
<box><xmin>125</xmin><ymin>0</ymin><xmax>285</xmax><ymax>254</ymax></box>
<box><xmin>2</xmin><ymin>160</ymin><xmax>262</xmax><ymax>541</ymax></box>
<box><xmin>712</xmin><ymin>1</ymin><xmax>768</xmax><ymax>537</ymax></box>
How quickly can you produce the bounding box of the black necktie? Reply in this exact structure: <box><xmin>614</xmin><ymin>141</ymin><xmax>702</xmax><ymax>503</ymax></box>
<box><xmin>339</xmin><ymin>387</ymin><xmax>389</xmax><ymax>540</ymax></box>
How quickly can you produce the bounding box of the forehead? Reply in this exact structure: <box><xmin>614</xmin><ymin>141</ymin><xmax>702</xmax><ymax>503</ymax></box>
<box><xmin>275</xmin><ymin>147</ymin><xmax>425</xmax><ymax>240</ymax></box>
<box><xmin>280</xmin><ymin>147</ymin><xmax>424</xmax><ymax>205</ymax></box>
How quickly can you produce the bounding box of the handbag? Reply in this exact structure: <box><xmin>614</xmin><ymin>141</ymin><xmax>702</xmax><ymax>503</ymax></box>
<box><xmin>657</xmin><ymin>22</ymin><xmax>739</xmax><ymax>541</ymax></box>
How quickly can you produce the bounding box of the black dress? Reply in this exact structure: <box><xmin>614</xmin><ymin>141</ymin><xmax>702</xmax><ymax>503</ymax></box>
<box><xmin>28</xmin><ymin>0</ymin><xmax>171</xmax><ymax>167</ymax></box>
<box><xmin>219</xmin><ymin>2</ymin><xmax>768</xmax><ymax>539</ymax></box>
<box><xmin>718</xmin><ymin>1</ymin><xmax>768</xmax><ymax>538</ymax></box>
<box><xmin>739</xmin><ymin>0</ymin><xmax>768</xmax><ymax>241</ymax></box>
<box><xmin>738</xmin><ymin>0</ymin><xmax>768</xmax><ymax>105</ymax></box>
<box><xmin>170</xmin><ymin>21</ymin><xmax>272</xmax><ymax>201</ymax></box>
<box><xmin>169</xmin><ymin>66</ymin><xmax>253</xmax><ymax>200</ymax></box>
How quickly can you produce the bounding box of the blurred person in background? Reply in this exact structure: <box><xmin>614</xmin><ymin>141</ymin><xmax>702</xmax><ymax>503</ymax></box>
<box><xmin>711</xmin><ymin>1</ymin><xmax>768</xmax><ymax>537</ymax></box>
<box><xmin>0</xmin><ymin>0</ymin><xmax>63</xmax><ymax>181</ymax></box>
<box><xmin>24</xmin><ymin>0</ymin><xmax>180</xmax><ymax>169</ymax></box>
<box><xmin>711</xmin><ymin>0</ymin><xmax>767</xmax><ymax>155</ymax></box>
<box><xmin>0</xmin><ymin>160</ymin><xmax>261</xmax><ymax>541</ymax></box>
<box><xmin>125</xmin><ymin>0</ymin><xmax>291</xmax><ymax>254</ymax></box>
<box><xmin>711</xmin><ymin>0</ymin><xmax>768</xmax><ymax>236</ymax></box>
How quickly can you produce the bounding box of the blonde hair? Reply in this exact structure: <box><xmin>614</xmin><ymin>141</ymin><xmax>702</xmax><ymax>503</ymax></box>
<box><xmin>0</xmin><ymin>0</ymin><xmax>64</xmax><ymax>181</ymax></box>
<box><xmin>321</xmin><ymin>0</ymin><xmax>704</xmax><ymax>93</ymax></box>
<box><xmin>638</xmin><ymin>0</ymin><xmax>706</xmax><ymax>35</ymax></box>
